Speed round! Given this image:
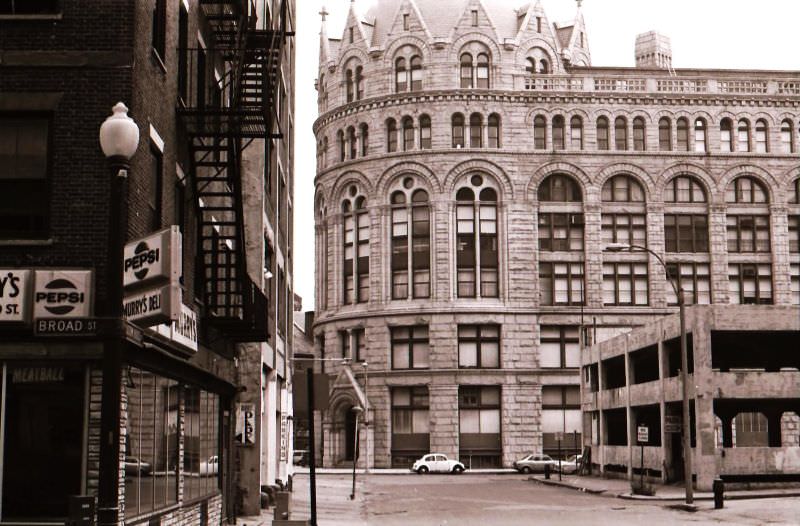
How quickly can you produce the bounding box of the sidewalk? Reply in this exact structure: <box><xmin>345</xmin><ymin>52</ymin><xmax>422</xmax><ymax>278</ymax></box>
<box><xmin>291</xmin><ymin>466</ymin><xmax>517</xmax><ymax>475</ymax></box>
<box><xmin>530</xmin><ymin>473</ymin><xmax>800</xmax><ymax>502</ymax></box>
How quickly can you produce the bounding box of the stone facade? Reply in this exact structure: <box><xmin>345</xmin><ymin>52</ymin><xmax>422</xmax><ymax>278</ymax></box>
<box><xmin>312</xmin><ymin>0</ymin><xmax>800</xmax><ymax>469</ymax></box>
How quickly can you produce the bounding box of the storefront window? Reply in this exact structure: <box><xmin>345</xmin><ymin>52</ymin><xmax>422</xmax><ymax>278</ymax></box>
<box><xmin>183</xmin><ymin>385</ymin><xmax>220</xmax><ymax>501</ymax></box>
<box><xmin>1</xmin><ymin>363</ymin><xmax>84</xmax><ymax>520</ymax></box>
<box><xmin>124</xmin><ymin>367</ymin><xmax>179</xmax><ymax>518</ymax></box>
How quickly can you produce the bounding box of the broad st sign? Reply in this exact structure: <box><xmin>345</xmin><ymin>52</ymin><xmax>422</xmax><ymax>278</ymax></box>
<box><xmin>0</xmin><ymin>269</ymin><xmax>31</xmax><ymax>322</ymax></box>
<box><xmin>123</xmin><ymin>226</ymin><xmax>182</xmax><ymax>289</ymax></box>
<box><xmin>33</xmin><ymin>270</ymin><xmax>93</xmax><ymax>319</ymax></box>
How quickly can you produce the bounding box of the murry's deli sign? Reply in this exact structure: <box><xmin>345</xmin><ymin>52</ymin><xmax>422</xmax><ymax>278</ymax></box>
<box><xmin>0</xmin><ymin>269</ymin><xmax>93</xmax><ymax>323</ymax></box>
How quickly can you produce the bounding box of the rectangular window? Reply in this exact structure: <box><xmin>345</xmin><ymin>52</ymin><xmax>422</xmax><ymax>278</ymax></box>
<box><xmin>539</xmin><ymin>262</ymin><xmax>585</xmax><ymax>306</ymax></box>
<box><xmin>391</xmin><ymin>387</ymin><xmax>429</xmax><ymax>467</ymax></box>
<box><xmin>125</xmin><ymin>367</ymin><xmax>182</xmax><ymax>518</ymax></box>
<box><xmin>420</xmin><ymin>124</ymin><xmax>431</xmax><ymax>149</ymax></box>
<box><xmin>0</xmin><ymin>116</ymin><xmax>50</xmax><ymax>239</ymax></box>
<box><xmin>470</xmin><ymin>123</ymin><xmax>482</xmax><ymax>148</ymax></box>
<box><xmin>182</xmin><ymin>385</ymin><xmax>220</xmax><ymax>503</ymax></box>
<box><xmin>541</xmin><ymin>386</ymin><xmax>581</xmax><ymax>456</ymax></box>
<box><xmin>388</xmin><ymin>125</ymin><xmax>398</xmax><ymax>152</ymax></box>
<box><xmin>602</xmin><ymin>262</ymin><xmax>648</xmax><ymax>305</ymax></box>
<box><xmin>152</xmin><ymin>0</ymin><xmax>167</xmax><ymax>60</ymax></box>
<box><xmin>790</xmin><ymin>263</ymin><xmax>800</xmax><ymax>305</ymax></box>
<box><xmin>403</xmin><ymin>13</ymin><xmax>409</xmax><ymax>30</ymax></box>
<box><xmin>789</xmin><ymin>216</ymin><xmax>799</xmax><ymax>253</ymax></box>
<box><xmin>540</xmin><ymin>326</ymin><xmax>580</xmax><ymax>368</ymax></box>
<box><xmin>149</xmin><ymin>143</ymin><xmax>163</xmax><ymax>231</ymax></box>
<box><xmin>634</xmin><ymin>123</ymin><xmax>645</xmax><ymax>151</ymax></box>
<box><xmin>459</xmin><ymin>386</ymin><xmax>501</xmax><ymax>468</ymax></box>
<box><xmin>664</xmin><ymin>214</ymin><xmax>708</xmax><ymax>252</ymax></box>
<box><xmin>597</xmin><ymin>122</ymin><xmax>609</xmax><ymax>150</ymax></box>
<box><xmin>666</xmin><ymin>262</ymin><xmax>711</xmax><ymax>305</ymax></box>
<box><xmin>1</xmin><ymin>364</ymin><xmax>84</xmax><ymax>519</ymax></box>
<box><xmin>601</xmin><ymin>214</ymin><xmax>646</xmax><ymax>247</ymax></box>
<box><xmin>479</xmin><ymin>204</ymin><xmax>498</xmax><ymax>297</ymax></box>
<box><xmin>0</xmin><ymin>0</ymin><xmax>59</xmax><ymax>14</ymax></box>
<box><xmin>456</xmin><ymin>203</ymin><xmax>476</xmax><ymax>297</ymax></box>
<box><xmin>471</xmin><ymin>9</ymin><xmax>478</xmax><ymax>26</ymax></box>
<box><xmin>726</xmin><ymin>215</ymin><xmax>770</xmax><ymax>253</ymax></box>
<box><xmin>340</xmin><ymin>329</ymin><xmax>365</xmax><ymax>361</ymax></box>
<box><xmin>391</xmin><ymin>326</ymin><xmax>429</xmax><ymax>369</ymax></box>
<box><xmin>458</xmin><ymin>324</ymin><xmax>500</xmax><ymax>368</ymax></box>
<box><xmin>728</xmin><ymin>263</ymin><xmax>772</xmax><ymax>304</ymax></box>
<box><xmin>659</xmin><ymin>121</ymin><xmax>671</xmax><ymax>151</ymax></box>
<box><xmin>177</xmin><ymin>4</ymin><xmax>189</xmax><ymax>104</ymax></box>
<box><xmin>538</xmin><ymin>213</ymin><xmax>584</xmax><ymax>251</ymax></box>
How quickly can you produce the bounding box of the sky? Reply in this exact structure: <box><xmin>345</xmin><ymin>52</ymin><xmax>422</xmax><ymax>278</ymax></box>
<box><xmin>291</xmin><ymin>0</ymin><xmax>800</xmax><ymax>311</ymax></box>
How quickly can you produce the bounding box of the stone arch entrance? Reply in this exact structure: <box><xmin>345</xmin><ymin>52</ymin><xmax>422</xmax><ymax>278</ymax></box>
<box><xmin>324</xmin><ymin>394</ymin><xmax>361</xmax><ymax>466</ymax></box>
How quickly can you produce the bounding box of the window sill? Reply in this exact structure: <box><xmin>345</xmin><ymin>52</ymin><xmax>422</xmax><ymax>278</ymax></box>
<box><xmin>0</xmin><ymin>238</ymin><xmax>54</xmax><ymax>246</ymax></box>
<box><xmin>0</xmin><ymin>13</ymin><xmax>63</xmax><ymax>20</ymax></box>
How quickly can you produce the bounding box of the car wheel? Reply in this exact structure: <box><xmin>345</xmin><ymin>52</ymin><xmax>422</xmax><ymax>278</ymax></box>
<box><xmin>452</xmin><ymin>465</ymin><xmax>464</xmax><ymax>474</ymax></box>
<box><xmin>521</xmin><ymin>466</ymin><xmax>532</xmax><ymax>474</ymax></box>
<box><xmin>417</xmin><ymin>466</ymin><xmax>429</xmax><ymax>474</ymax></box>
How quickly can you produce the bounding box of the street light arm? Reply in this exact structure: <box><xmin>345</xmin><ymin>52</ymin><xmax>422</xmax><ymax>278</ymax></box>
<box><xmin>607</xmin><ymin>243</ymin><xmax>681</xmax><ymax>301</ymax></box>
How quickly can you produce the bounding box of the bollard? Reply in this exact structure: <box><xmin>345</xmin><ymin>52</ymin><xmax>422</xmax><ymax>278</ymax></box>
<box><xmin>274</xmin><ymin>490</ymin><xmax>291</xmax><ymax>520</ymax></box>
<box><xmin>713</xmin><ymin>478</ymin><xmax>724</xmax><ymax>509</ymax></box>
<box><xmin>544</xmin><ymin>463</ymin><xmax>551</xmax><ymax>480</ymax></box>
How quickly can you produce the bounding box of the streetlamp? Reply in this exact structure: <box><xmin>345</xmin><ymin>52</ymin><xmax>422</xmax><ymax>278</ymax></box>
<box><xmin>361</xmin><ymin>361</ymin><xmax>369</xmax><ymax>474</ymax></box>
<box><xmin>605</xmin><ymin>242</ymin><xmax>693</xmax><ymax>505</ymax></box>
<box><xmin>349</xmin><ymin>405</ymin><xmax>363</xmax><ymax>500</ymax></box>
<box><xmin>98</xmin><ymin>102</ymin><xmax>139</xmax><ymax>525</ymax></box>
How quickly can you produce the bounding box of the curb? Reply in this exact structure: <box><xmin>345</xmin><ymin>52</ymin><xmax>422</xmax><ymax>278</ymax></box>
<box><xmin>529</xmin><ymin>477</ymin><xmax>607</xmax><ymax>494</ymax></box>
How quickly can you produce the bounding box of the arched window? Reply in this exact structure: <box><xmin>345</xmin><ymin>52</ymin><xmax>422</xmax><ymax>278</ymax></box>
<box><xmin>539</xmin><ymin>59</ymin><xmax>549</xmax><ymax>74</ymax></box>
<box><xmin>355</xmin><ymin>66</ymin><xmax>364</xmax><ymax>100</ymax></box>
<box><xmin>410</xmin><ymin>56</ymin><xmax>422</xmax><ymax>91</ymax></box>
<box><xmin>391</xmin><ymin>178</ymin><xmax>430</xmax><ymax>299</ymax></box>
<box><xmin>781</xmin><ymin>119</ymin><xmax>794</xmax><ymax>153</ymax></box>
<box><xmin>755</xmin><ymin>119</ymin><xmax>768</xmax><ymax>153</ymax></box>
<box><xmin>665</xmin><ymin>175</ymin><xmax>706</xmax><ymax>203</ymax></box>
<box><xmin>538</xmin><ymin>174</ymin><xmax>582</xmax><ymax>202</ymax></box>
<box><xmin>658</xmin><ymin>117</ymin><xmax>672</xmax><ymax>151</ymax></box>
<box><xmin>345</xmin><ymin>69</ymin><xmax>354</xmax><ymax>103</ymax></box>
<box><xmin>360</xmin><ymin>123</ymin><xmax>369</xmax><ymax>156</ymax></box>
<box><xmin>602</xmin><ymin>174</ymin><xmax>645</xmax><ymax>202</ymax></box>
<box><xmin>452</xmin><ymin>113</ymin><xmax>465</xmax><ymax>148</ymax></box>
<box><xmin>694</xmin><ymin>118</ymin><xmax>707</xmax><ymax>152</ymax></box>
<box><xmin>395</xmin><ymin>57</ymin><xmax>407</xmax><ymax>92</ymax></box>
<box><xmin>402</xmin><ymin>116</ymin><xmax>414</xmax><ymax>151</ymax></box>
<box><xmin>570</xmin><ymin>116</ymin><xmax>583</xmax><ymax>149</ymax></box>
<box><xmin>460</xmin><ymin>53</ymin><xmax>473</xmax><ymax>88</ymax></box>
<box><xmin>476</xmin><ymin>53</ymin><xmax>490</xmax><ymax>88</ymax></box>
<box><xmin>552</xmin><ymin>115</ymin><xmax>565</xmax><ymax>150</ymax></box>
<box><xmin>633</xmin><ymin>117</ymin><xmax>646</xmax><ymax>151</ymax></box>
<box><xmin>720</xmin><ymin>118</ymin><xmax>733</xmax><ymax>152</ymax></box>
<box><xmin>342</xmin><ymin>188</ymin><xmax>369</xmax><ymax>304</ymax></box>
<box><xmin>526</xmin><ymin>58</ymin><xmax>536</xmax><ymax>75</ymax></box>
<box><xmin>726</xmin><ymin>176</ymin><xmax>768</xmax><ymax>204</ymax></box>
<box><xmin>419</xmin><ymin>114</ymin><xmax>431</xmax><ymax>149</ymax></box>
<box><xmin>386</xmin><ymin>118</ymin><xmax>398</xmax><ymax>152</ymax></box>
<box><xmin>737</xmin><ymin>119</ymin><xmax>750</xmax><ymax>152</ymax></box>
<box><xmin>456</xmin><ymin>174</ymin><xmax>499</xmax><ymax>298</ymax></box>
<box><xmin>676</xmin><ymin>117</ymin><xmax>689</xmax><ymax>151</ymax></box>
<box><xmin>469</xmin><ymin>113</ymin><xmax>482</xmax><ymax>148</ymax></box>
<box><xmin>596</xmin><ymin>117</ymin><xmax>609</xmax><ymax>150</ymax></box>
<box><xmin>534</xmin><ymin>115</ymin><xmax>547</xmax><ymax>149</ymax></box>
<box><xmin>488</xmin><ymin>113</ymin><xmax>500</xmax><ymax>148</ymax></box>
<box><xmin>347</xmin><ymin>126</ymin><xmax>357</xmax><ymax>159</ymax></box>
<box><xmin>322</xmin><ymin>136</ymin><xmax>328</xmax><ymax>166</ymax></box>
<box><xmin>337</xmin><ymin>129</ymin><xmax>345</xmax><ymax>161</ymax></box>
<box><xmin>614</xmin><ymin>117</ymin><xmax>627</xmax><ymax>150</ymax></box>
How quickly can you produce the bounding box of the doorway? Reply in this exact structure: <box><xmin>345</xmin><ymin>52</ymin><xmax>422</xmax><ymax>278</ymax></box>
<box><xmin>344</xmin><ymin>406</ymin><xmax>357</xmax><ymax>461</ymax></box>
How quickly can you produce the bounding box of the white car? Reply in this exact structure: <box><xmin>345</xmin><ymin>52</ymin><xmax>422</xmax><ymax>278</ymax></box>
<box><xmin>200</xmin><ymin>455</ymin><xmax>218</xmax><ymax>475</ymax></box>
<box><xmin>411</xmin><ymin>453</ymin><xmax>465</xmax><ymax>474</ymax></box>
<box><xmin>513</xmin><ymin>453</ymin><xmax>559</xmax><ymax>474</ymax></box>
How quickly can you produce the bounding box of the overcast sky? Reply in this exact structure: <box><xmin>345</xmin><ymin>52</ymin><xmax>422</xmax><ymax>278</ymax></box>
<box><xmin>292</xmin><ymin>0</ymin><xmax>800</xmax><ymax>311</ymax></box>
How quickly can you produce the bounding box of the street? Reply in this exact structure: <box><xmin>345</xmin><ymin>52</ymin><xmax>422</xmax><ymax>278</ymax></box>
<box><xmin>289</xmin><ymin>473</ymin><xmax>800</xmax><ymax>526</ymax></box>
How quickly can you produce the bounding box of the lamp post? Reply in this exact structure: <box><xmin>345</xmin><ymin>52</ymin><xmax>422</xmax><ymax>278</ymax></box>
<box><xmin>349</xmin><ymin>405</ymin><xmax>363</xmax><ymax>500</ymax></box>
<box><xmin>98</xmin><ymin>102</ymin><xmax>139</xmax><ymax>525</ymax></box>
<box><xmin>605</xmin><ymin>242</ymin><xmax>693</xmax><ymax>505</ymax></box>
<box><xmin>361</xmin><ymin>361</ymin><xmax>369</xmax><ymax>474</ymax></box>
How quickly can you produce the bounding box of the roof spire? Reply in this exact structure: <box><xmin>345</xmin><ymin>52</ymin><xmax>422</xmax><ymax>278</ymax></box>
<box><xmin>577</xmin><ymin>0</ymin><xmax>583</xmax><ymax>7</ymax></box>
<box><xmin>319</xmin><ymin>5</ymin><xmax>328</xmax><ymax>22</ymax></box>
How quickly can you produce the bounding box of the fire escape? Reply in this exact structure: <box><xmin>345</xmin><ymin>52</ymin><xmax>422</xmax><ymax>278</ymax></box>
<box><xmin>177</xmin><ymin>0</ymin><xmax>289</xmax><ymax>342</ymax></box>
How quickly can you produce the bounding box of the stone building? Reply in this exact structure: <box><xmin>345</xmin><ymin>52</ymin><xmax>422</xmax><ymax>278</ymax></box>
<box><xmin>311</xmin><ymin>0</ymin><xmax>800</xmax><ymax>471</ymax></box>
<box><xmin>0</xmin><ymin>0</ymin><xmax>294</xmax><ymax>522</ymax></box>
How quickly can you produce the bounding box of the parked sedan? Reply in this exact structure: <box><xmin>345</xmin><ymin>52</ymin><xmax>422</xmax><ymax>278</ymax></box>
<box><xmin>513</xmin><ymin>453</ymin><xmax>559</xmax><ymax>474</ymax></box>
<box><xmin>124</xmin><ymin>456</ymin><xmax>152</xmax><ymax>476</ymax></box>
<box><xmin>411</xmin><ymin>453</ymin><xmax>465</xmax><ymax>474</ymax></box>
<box><xmin>559</xmin><ymin>454</ymin><xmax>583</xmax><ymax>474</ymax></box>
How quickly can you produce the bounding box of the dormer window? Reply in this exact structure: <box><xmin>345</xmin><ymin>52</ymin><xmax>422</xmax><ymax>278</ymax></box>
<box><xmin>349</xmin><ymin>27</ymin><xmax>354</xmax><ymax>43</ymax></box>
<box><xmin>471</xmin><ymin>10</ymin><xmax>478</xmax><ymax>26</ymax></box>
<box><xmin>403</xmin><ymin>13</ymin><xmax>409</xmax><ymax>30</ymax></box>
<box><xmin>536</xmin><ymin>17</ymin><xmax>542</xmax><ymax>33</ymax></box>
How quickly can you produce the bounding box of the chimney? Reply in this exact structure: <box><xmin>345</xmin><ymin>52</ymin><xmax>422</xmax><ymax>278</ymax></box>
<box><xmin>635</xmin><ymin>31</ymin><xmax>672</xmax><ymax>69</ymax></box>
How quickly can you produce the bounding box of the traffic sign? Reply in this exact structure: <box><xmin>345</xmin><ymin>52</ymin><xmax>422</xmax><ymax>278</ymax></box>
<box><xmin>637</xmin><ymin>425</ymin><xmax>649</xmax><ymax>443</ymax></box>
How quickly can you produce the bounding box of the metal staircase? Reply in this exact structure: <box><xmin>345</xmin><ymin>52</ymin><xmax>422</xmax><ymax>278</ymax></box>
<box><xmin>177</xmin><ymin>0</ymin><xmax>290</xmax><ymax>342</ymax></box>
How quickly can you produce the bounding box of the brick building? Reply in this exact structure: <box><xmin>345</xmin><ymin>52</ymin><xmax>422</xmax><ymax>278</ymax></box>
<box><xmin>0</xmin><ymin>0</ymin><xmax>294</xmax><ymax>523</ymax></box>
<box><xmin>311</xmin><ymin>0</ymin><xmax>800</xmax><ymax>471</ymax></box>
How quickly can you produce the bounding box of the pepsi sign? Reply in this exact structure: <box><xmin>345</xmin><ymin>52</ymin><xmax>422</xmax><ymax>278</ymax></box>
<box><xmin>33</xmin><ymin>270</ymin><xmax>93</xmax><ymax>319</ymax></box>
<box><xmin>123</xmin><ymin>226</ymin><xmax>182</xmax><ymax>289</ymax></box>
